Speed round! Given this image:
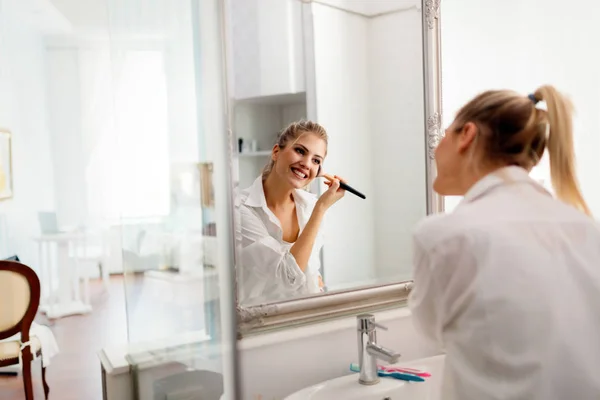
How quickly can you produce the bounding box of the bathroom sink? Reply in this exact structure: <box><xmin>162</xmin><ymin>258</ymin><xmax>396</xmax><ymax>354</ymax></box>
<box><xmin>284</xmin><ymin>355</ymin><xmax>445</xmax><ymax>400</ymax></box>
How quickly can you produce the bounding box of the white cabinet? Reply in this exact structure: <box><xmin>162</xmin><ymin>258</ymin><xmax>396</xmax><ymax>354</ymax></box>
<box><xmin>229</xmin><ymin>0</ymin><xmax>305</xmax><ymax>100</ymax></box>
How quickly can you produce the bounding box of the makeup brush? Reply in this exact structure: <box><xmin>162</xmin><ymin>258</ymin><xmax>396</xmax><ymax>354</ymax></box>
<box><xmin>318</xmin><ymin>168</ymin><xmax>366</xmax><ymax>199</ymax></box>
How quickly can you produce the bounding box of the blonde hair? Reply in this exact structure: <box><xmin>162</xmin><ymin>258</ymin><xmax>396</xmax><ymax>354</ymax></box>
<box><xmin>262</xmin><ymin>120</ymin><xmax>328</xmax><ymax>179</ymax></box>
<box><xmin>454</xmin><ymin>85</ymin><xmax>590</xmax><ymax>215</ymax></box>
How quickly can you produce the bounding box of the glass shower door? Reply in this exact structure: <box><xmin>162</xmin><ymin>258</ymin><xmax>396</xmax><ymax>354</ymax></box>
<box><xmin>105</xmin><ymin>0</ymin><xmax>239</xmax><ymax>398</ymax></box>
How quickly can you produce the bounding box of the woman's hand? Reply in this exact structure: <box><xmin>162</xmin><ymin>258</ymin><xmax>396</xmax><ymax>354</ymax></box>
<box><xmin>316</xmin><ymin>175</ymin><xmax>346</xmax><ymax>211</ymax></box>
<box><xmin>290</xmin><ymin>177</ymin><xmax>345</xmax><ymax>273</ymax></box>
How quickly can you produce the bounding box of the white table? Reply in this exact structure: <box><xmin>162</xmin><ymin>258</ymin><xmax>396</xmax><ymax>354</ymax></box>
<box><xmin>34</xmin><ymin>232</ymin><xmax>93</xmax><ymax>319</ymax></box>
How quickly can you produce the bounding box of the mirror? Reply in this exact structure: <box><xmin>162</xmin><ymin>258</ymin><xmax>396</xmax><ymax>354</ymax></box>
<box><xmin>225</xmin><ymin>0</ymin><xmax>440</xmax><ymax>313</ymax></box>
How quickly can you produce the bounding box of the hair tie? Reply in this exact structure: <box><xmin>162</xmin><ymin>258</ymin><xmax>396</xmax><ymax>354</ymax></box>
<box><xmin>528</xmin><ymin>93</ymin><xmax>540</xmax><ymax>105</ymax></box>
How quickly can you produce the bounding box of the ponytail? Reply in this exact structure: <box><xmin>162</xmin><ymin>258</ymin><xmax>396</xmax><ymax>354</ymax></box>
<box><xmin>534</xmin><ymin>85</ymin><xmax>591</xmax><ymax>216</ymax></box>
<box><xmin>262</xmin><ymin>159</ymin><xmax>275</xmax><ymax>180</ymax></box>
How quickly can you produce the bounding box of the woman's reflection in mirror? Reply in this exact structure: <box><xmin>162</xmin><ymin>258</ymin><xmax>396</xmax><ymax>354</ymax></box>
<box><xmin>236</xmin><ymin>120</ymin><xmax>345</xmax><ymax>306</ymax></box>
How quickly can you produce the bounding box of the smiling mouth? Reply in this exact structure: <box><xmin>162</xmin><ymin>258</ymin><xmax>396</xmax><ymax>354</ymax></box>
<box><xmin>291</xmin><ymin>167</ymin><xmax>308</xmax><ymax>179</ymax></box>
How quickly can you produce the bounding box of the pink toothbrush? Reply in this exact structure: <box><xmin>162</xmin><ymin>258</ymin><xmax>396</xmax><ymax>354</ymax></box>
<box><xmin>379</xmin><ymin>365</ymin><xmax>431</xmax><ymax>378</ymax></box>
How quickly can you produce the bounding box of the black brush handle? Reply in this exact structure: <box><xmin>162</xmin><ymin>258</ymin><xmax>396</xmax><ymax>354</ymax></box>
<box><xmin>339</xmin><ymin>181</ymin><xmax>366</xmax><ymax>199</ymax></box>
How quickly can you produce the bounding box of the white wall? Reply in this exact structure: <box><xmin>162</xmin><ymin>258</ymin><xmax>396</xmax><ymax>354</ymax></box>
<box><xmin>441</xmin><ymin>0</ymin><xmax>600</xmax><ymax>215</ymax></box>
<box><xmin>0</xmin><ymin>1</ymin><xmax>56</xmax><ymax>265</ymax></box>
<box><xmin>311</xmin><ymin>3</ymin><xmax>377</xmax><ymax>286</ymax></box>
<box><xmin>369</xmin><ymin>6</ymin><xmax>426</xmax><ymax>281</ymax></box>
<box><xmin>311</xmin><ymin>2</ymin><xmax>426</xmax><ymax>286</ymax></box>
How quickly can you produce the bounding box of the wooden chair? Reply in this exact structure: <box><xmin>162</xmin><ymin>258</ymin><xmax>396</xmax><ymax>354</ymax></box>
<box><xmin>0</xmin><ymin>260</ymin><xmax>49</xmax><ymax>399</ymax></box>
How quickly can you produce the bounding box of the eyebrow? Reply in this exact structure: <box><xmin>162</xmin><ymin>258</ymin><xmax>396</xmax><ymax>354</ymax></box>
<box><xmin>296</xmin><ymin>143</ymin><xmax>323</xmax><ymax>160</ymax></box>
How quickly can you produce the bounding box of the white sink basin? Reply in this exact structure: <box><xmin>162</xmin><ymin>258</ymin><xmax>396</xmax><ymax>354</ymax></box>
<box><xmin>284</xmin><ymin>355</ymin><xmax>445</xmax><ymax>400</ymax></box>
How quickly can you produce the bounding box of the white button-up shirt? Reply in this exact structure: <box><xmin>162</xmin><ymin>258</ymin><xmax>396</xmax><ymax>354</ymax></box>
<box><xmin>236</xmin><ymin>177</ymin><xmax>324</xmax><ymax>306</ymax></box>
<box><xmin>409</xmin><ymin>166</ymin><xmax>600</xmax><ymax>400</ymax></box>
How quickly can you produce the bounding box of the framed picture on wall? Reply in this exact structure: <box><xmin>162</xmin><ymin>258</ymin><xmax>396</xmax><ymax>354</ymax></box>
<box><xmin>0</xmin><ymin>129</ymin><xmax>12</xmax><ymax>201</ymax></box>
<box><xmin>198</xmin><ymin>162</ymin><xmax>215</xmax><ymax>208</ymax></box>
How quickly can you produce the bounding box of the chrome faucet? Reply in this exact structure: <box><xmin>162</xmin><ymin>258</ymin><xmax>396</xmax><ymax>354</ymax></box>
<box><xmin>357</xmin><ymin>313</ymin><xmax>401</xmax><ymax>385</ymax></box>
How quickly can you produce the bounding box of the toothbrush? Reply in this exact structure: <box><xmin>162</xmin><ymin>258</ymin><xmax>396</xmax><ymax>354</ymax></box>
<box><xmin>349</xmin><ymin>363</ymin><xmax>431</xmax><ymax>378</ymax></box>
<box><xmin>349</xmin><ymin>363</ymin><xmax>425</xmax><ymax>382</ymax></box>
<box><xmin>379</xmin><ymin>365</ymin><xmax>431</xmax><ymax>378</ymax></box>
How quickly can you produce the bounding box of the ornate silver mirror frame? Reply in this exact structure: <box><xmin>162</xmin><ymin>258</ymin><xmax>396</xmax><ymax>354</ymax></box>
<box><xmin>223</xmin><ymin>0</ymin><xmax>445</xmax><ymax>338</ymax></box>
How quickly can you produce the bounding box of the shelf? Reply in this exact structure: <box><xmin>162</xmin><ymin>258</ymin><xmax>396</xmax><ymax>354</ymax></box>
<box><xmin>237</xmin><ymin>151</ymin><xmax>271</xmax><ymax>157</ymax></box>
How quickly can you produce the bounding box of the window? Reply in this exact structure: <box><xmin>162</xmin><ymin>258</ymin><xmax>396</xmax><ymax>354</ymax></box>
<box><xmin>86</xmin><ymin>50</ymin><xmax>170</xmax><ymax>221</ymax></box>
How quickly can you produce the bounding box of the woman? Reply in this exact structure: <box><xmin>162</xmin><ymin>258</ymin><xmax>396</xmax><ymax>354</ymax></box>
<box><xmin>409</xmin><ymin>86</ymin><xmax>600</xmax><ymax>399</ymax></box>
<box><xmin>236</xmin><ymin>120</ymin><xmax>345</xmax><ymax>306</ymax></box>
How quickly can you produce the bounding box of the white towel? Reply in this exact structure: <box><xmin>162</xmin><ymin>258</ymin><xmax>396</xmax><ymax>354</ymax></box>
<box><xmin>0</xmin><ymin>322</ymin><xmax>60</xmax><ymax>368</ymax></box>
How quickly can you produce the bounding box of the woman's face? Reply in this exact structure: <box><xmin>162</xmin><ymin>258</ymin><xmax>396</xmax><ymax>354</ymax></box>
<box><xmin>433</xmin><ymin>121</ymin><xmax>478</xmax><ymax>196</ymax></box>
<box><xmin>272</xmin><ymin>132</ymin><xmax>326</xmax><ymax>189</ymax></box>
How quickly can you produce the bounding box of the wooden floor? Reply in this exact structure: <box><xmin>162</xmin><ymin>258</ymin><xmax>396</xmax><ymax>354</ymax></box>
<box><xmin>0</xmin><ymin>277</ymin><xmax>129</xmax><ymax>400</ymax></box>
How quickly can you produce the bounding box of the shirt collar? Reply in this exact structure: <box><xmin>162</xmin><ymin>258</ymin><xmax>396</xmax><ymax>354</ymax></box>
<box><xmin>243</xmin><ymin>177</ymin><xmax>268</xmax><ymax>208</ymax></box>
<box><xmin>461</xmin><ymin>166</ymin><xmax>552</xmax><ymax>205</ymax></box>
<box><xmin>243</xmin><ymin>176</ymin><xmax>312</xmax><ymax>210</ymax></box>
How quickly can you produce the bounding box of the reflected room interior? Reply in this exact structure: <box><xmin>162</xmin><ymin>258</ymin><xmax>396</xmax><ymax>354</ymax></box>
<box><xmin>231</xmin><ymin>0</ymin><xmax>427</xmax><ymax>308</ymax></box>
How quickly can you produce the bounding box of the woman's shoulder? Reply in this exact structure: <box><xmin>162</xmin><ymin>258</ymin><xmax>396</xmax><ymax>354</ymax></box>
<box><xmin>413</xmin><ymin>212</ymin><xmax>449</xmax><ymax>238</ymax></box>
<box><xmin>412</xmin><ymin>211</ymin><xmax>470</xmax><ymax>252</ymax></box>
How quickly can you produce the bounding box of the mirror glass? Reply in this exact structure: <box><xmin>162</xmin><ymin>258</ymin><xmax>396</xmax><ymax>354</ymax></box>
<box><xmin>228</xmin><ymin>0</ymin><xmax>427</xmax><ymax>306</ymax></box>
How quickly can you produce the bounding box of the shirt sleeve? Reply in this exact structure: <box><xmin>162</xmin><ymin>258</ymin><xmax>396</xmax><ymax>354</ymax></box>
<box><xmin>409</xmin><ymin>231</ymin><xmax>478</xmax><ymax>350</ymax></box>
<box><xmin>237</xmin><ymin>205</ymin><xmax>307</xmax><ymax>302</ymax></box>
